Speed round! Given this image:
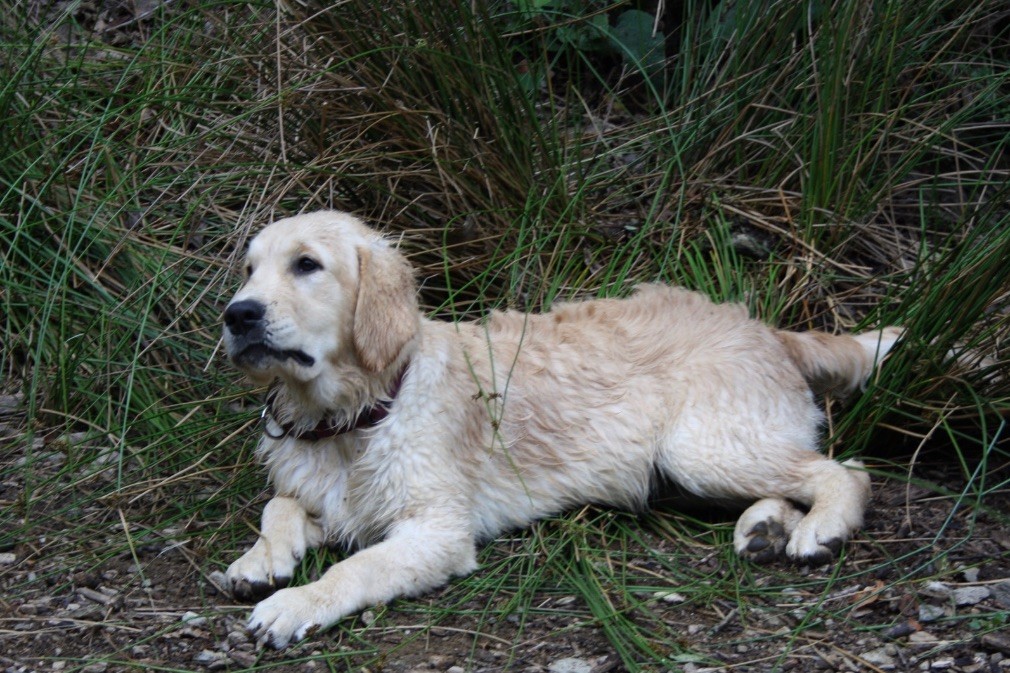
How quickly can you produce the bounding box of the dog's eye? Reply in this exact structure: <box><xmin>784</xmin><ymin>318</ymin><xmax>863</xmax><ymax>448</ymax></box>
<box><xmin>294</xmin><ymin>256</ymin><xmax>321</xmax><ymax>275</ymax></box>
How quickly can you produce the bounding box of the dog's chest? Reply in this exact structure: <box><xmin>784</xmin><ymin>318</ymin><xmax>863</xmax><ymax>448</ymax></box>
<box><xmin>257</xmin><ymin>432</ymin><xmax>406</xmax><ymax>544</ymax></box>
<box><xmin>260</xmin><ymin>436</ymin><xmax>350</xmax><ymax>507</ymax></box>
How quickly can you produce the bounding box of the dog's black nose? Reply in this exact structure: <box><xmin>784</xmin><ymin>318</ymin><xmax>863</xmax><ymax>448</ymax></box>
<box><xmin>224</xmin><ymin>299</ymin><xmax>266</xmax><ymax>336</ymax></box>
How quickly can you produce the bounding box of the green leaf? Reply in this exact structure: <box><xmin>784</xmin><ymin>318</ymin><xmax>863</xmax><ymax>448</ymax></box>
<box><xmin>608</xmin><ymin>9</ymin><xmax>665</xmax><ymax>83</ymax></box>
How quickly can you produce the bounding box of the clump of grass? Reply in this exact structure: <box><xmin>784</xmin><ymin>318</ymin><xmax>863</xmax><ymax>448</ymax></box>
<box><xmin>1</xmin><ymin>0</ymin><xmax>1007</xmax><ymax>669</ymax></box>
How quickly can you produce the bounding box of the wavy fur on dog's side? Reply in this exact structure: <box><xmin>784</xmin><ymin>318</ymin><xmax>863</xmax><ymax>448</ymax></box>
<box><xmin>219</xmin><ymin>211</ymin><xmax>901</xmax><ymax>648</ymax></box>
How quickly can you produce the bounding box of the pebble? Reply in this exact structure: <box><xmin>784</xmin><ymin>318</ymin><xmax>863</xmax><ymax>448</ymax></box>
<box><xmin>0</xmin><ymin>553</ymin><xmax>15</xmax><ymax>565</ymax></box>
<box><xmin>983</xmin><ymin>633</ymin><xmax>1010</xmax><ymax>656</ymax></box>
<box><xmin>654</xmin><ymin>591</ymin><xmax>686</xmax><ymax>604</ymax></box>
<box><xmin>227</xmin><ymin>629</ymin><xmax>249</xmax><ymax>645</ymax></box>
<box><xmin>194</xmin><ymin>650</ymin><xmax>228</xmax><ymax>667</ymax></box>
<box><xmin>0</xmin><ymin>393</ymin><xmax>23</xmax><ymax>412</ymax></box>
<box><xmin>993</xmin><ymin>581</ymin><xmax>1010</xmax><ymax>609</ymax></box>
<box><xmin>861</xmin><ymin>644</ymin><xmax>898</xmax><ymax>669</ymax></box>
<box><xmin>952</xmin><ymin>586</ymin><xmax>990</xmax><ymax>606</ymax></box>
<box><xmin>884</xmin><ymin>620</ymin><xmax>919</xmax><ymax>638</ymax></box>
<box><xmin>918</xmin><ymin>604</ymin><xmax>946</xmax><ymax>622</ymax></box>
<box><xmin>548</xmin><ymin>658</ymin><xmax>593</xmax><ymax>673</ymax></box>
<box><xmin>908</xmin><ymin>631</ymin><xmax>939</xmax><ymax>645</ymax></box>
<box><xmin>228</xmin><ymin>651</ymin><xmax>258</xmax><ymax>667</ymax></box>
<box><xmin>180</xmin><ymin>611</ymin><xmax>208</xmax><ymax>626</ymax></box>
<box><xmin>921</xmin><ymin>581</ymin><xmax>951</xmax><ymax>599</ymax></box>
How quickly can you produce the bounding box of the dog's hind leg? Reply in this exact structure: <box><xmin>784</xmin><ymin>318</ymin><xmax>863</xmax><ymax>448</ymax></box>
<box><xmin>783</xmin><ymin>457</ymin><xmax>871</xmax><ymax>563</ymax></box>
<box><xmin>657</xmin><ymin>418</ymin><xmax>871</xmax><ymax>565</ymax></box>
<box><xmin>732</xmin><ymin>456</ymin><xmax>871</xmax><ymax>565</ymax></box>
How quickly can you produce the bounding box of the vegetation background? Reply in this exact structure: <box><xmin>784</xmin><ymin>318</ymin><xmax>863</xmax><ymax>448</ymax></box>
<box><xmin>1</xmin><ymin>0</ymin><xmax>1007</xmax><ymax>671</ymax></box>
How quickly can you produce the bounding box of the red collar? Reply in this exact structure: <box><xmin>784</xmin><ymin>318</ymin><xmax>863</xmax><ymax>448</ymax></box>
<box><xmin>262</xmin><ymin>363</ymin><xmax>409</xmax><ymax>442</ymax></box>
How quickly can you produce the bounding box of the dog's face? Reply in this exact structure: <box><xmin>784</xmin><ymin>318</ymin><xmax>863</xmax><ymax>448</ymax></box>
<box><xmin>223</xmin><ymin>212</ymin><xmax>418</xmax><ymax>390</ymax></box>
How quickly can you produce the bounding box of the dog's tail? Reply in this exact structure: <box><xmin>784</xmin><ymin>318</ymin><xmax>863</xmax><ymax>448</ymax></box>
<box><xmin>776</xmin><ymin>326</ymin><xmax>903</xmax><ymax>395</ymax></box>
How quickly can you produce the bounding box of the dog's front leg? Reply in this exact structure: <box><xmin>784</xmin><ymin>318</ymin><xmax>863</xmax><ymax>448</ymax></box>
<box><xmin>248</xmin><ymin>517</ymin><xmax>477</xmax><ymax>648</ymax></box>
<box><xmin>225</xmin><ymin>496</ymin><xmax>323</xmax><ymax>601</ymax></box>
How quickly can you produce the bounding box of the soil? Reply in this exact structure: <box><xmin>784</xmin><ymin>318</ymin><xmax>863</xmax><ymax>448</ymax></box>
<box><xmin>2</xmin><ymin>422</ymin><xmax>1009</xmax><ymax>673</ymax></box>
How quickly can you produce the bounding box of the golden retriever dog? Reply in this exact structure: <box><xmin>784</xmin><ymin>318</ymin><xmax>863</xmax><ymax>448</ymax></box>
<box><xmin>220</xmin><ymin>211</ymin><xmax>901</xmax><ymax>648</ymax></box>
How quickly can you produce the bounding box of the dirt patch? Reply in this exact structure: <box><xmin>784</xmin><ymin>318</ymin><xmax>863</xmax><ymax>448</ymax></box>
<box><xmin>2</xmin><ymin>435</ymin><xmax>1009</xmax><ymax>673</ymax></box>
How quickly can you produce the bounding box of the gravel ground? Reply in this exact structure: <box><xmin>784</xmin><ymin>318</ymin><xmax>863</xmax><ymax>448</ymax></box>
<box><xmin>2</xmin><ymin>421</ymin><xmax>1009</xmax><ymax>673</ymax></box>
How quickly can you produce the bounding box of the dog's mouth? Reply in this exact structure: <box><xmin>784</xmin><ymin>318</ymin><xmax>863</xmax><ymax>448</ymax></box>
<box><xmin>232</xmin><ymin>342</ymin><xmax>316</xmax><ymax>369</ymax></box>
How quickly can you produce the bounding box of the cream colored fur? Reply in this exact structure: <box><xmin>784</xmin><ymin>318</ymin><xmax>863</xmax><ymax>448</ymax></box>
<box><xmin>219</xmin><ymin>211</ymin><xmax>901</xmax><ymax>648</ymax></box>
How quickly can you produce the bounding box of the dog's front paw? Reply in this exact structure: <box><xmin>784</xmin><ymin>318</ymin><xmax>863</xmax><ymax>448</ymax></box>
<box><xmin>224</xmin><ymin>544</ymin><xmax>298</xmax><ymax>602</ymax></box>
<box><xmin>248</xmin><ymin>586</ymin><xmax>323</xmax><ymax>649</ymax></box>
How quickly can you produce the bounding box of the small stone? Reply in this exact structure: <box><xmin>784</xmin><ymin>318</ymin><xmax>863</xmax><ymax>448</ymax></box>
<box><xmin>80</xmin><ymin>664</ymin><xmax>107</xmax><ymax>673</ymax></box>
<box><xmin>952</xmin><ymin>586</ymin><xmax>990</xmax><ymax>606</ymax></box>
<box><xmin>0</xmin><ymin>552</ymin><xmax>15</xmax><ymax>565</ymax></box>
<box><xmin>861</xmin><ymin>645</ymin><xmax>898</xmax><ymax>669</ymax></box>
<box><xmin>181</xmin><ymin>611</ymin><xmax>208</xmax><ymax>626</ymax></box>
<box><xmin>918</xmin><ymin>604</ymin><xmax>946</xmax><ymax>622</ymax></box>
<box><xmin>227</xmin><ymin>630</ymin><xmax>249</xmax><ymax>645</ymax></box>
<box><xmin>228</xmin><ymin>651</ymin><xmax>257</xmax><ymax>667</ymax></box>
<box><xmin>993</xmin><ymin>581</ymin><xmax>1010</xmax><ymax>609</ymax></box>
<box><xmin>447</xmin><ymin>668</ymin><xmax>465</xmax><ymax>673</ymax></box>
<box><xmin>548</xmin><ymin>658</ymin><xmax>593</xmax><ymax>673</ymax></box>
<box><xmin>930</xmin><ymin>658</ymin><xmax>954</xmax><ymax>670</ymax></box>
<box><xmin>0</xmin><ymin>393</ymin><xmax>23</xmax><ymax>412</ymax></box>
<box><xmin>883</xmin><ymin>620</ymin><xmax>919</xmax><ymax>638</ymax></box>
<box><xmin>921</xmin><ymin>581</ymin><xmax>951</xmax><ymax>599</ymax></box>
<box><xmin>194</xmin><ymin>650</ymin><xmax>226</xmax><ymax>666</ymax></box>
<box><xmin>983</xmin><ymin>632</ymin><xmax>1010</xmax><ymax>656</ymax></box>
<box><xmin>908</xmin><ymin>631</ymin><xmax>939</xmax><ymax>645</ymax></box>
<box><xmin>360</xmin><ymin>610</ymin><xmax>375</xmax><ymax>626</ymax></box>
<box><xmin>961</xmin><ymin>567</ymin><xmax>980</xmax><ymax>583</ymax></box>
<box><xmin>653</xmin><ymin>591</ymin><xmax>686</xmax><ymax>604</ymax></box>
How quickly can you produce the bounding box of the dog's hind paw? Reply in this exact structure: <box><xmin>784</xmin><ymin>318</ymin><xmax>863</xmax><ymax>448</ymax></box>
<box><xmin>734</xmin><ymin>498</ymin><xmax>805</xmax><ymax>564</ymax></box>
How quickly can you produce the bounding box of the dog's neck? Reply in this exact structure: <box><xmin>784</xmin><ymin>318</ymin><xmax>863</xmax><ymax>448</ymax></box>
<box><xmin>263</xmin><ymin>360</ymin><xmax>410</xmax><ymax>442</ymax></box>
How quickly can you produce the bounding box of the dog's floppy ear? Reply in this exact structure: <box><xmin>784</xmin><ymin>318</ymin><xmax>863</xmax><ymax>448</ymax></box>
<box><xmin>353</xmin><ymin>242</ymin><xmax>419</xmax><ymax>373</ymax></box>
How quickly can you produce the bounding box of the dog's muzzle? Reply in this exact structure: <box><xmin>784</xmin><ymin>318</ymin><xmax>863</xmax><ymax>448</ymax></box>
<box><xmin>224</xmin><ymin>299</ymin><xmax>315</xmax><ymax>368</ymax></box>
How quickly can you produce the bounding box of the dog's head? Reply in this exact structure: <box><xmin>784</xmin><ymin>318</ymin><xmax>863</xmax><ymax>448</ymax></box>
<box><xmin>223</xmin><ymin>212</ymin><xmax>419</xmax><ymax>393</ymax></box>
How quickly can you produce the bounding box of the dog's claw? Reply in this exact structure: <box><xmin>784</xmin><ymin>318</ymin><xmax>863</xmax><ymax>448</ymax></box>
<box><xmin>795</xmin><ymin>537</ymin><xmax>843</xmax><ymax>567</ymax></box>
<box><xmin>232</xmin><ymin>575</ymin><xmax>290</xmax><ymax>602</ymax></box>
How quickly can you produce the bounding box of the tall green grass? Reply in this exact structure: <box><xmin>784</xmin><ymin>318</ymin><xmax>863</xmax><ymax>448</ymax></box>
<box><xmin>1</xmin><ymin>0</ymin><xmax>1007</xmax><ymax>669</ymax></box>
